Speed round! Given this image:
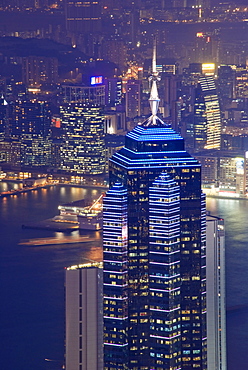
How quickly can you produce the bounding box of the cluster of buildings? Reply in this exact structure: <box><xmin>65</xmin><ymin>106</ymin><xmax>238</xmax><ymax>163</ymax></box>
<box><xmin>0</xmin><ymin>3</ymin><xmax>238</xmax><ymax>369</ymax></box>
<box><xmin>0</xmin><ymin>5</ymin><xmax>248</xmax><ymax>195</ymax></box>
<box><xmin>65</xmin><ymin>61</ymin><xmax>226</xmax><ymax>370</ymax></box>
<box><xmin>1</xmin><ymin>56</ymin><xmax>248</xmax><ymax>195</ymax></box>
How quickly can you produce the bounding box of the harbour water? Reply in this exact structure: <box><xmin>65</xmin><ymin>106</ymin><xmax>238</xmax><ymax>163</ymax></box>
<box><xmin>0</xmin><ymin>182</ymin><xmax>247</xmax><ymax>369</ymax></box>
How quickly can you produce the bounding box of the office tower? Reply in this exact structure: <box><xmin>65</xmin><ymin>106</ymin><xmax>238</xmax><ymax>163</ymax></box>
<box><xmin>0</xmin><ymin>140</ymin><xmax>21</xmax><ymax>167</ymax></box>
<box><xmin>206</xmin><ymin>215</ymin><xmax>226</xmax><ymax>370</ymax></box>
<box><xmin>60</xmin><ymin>104</ymin><xmax>105</xmax><ymax>174</ymax></box>
<box><xmin>65</xmin><ymin>262</ymin><xmax>103</xmax><ymax>370</ymax></box>
<box><xmin>9</xmin><ymin>100</ymin><xmax>51</xmax><ymax>139</ymax></box>
<box><xmin>194</xmin><ymin>76</ymin><xmax>221</xmax><ymax>151</ymax></box>
<box><xmin>101</xmin><ymin>39</ymin><xmax>128</xmax><ymax>72</ymax></box>
<box><xmin>61</xmin><ymin>83</ymin><xmax>106</xmax><ymax>106</ymax></box>
<box><xmin>161</xmin><ymin>74</ymin><xmax>179</xmax><ymax>130</ymax></box>
<box><xmin>0</xmin><ymin>95</ymin><xmax>8</xmax><ymax>140</ymax></box>
<box><xmin>22</xmin><ymin>56</ymin><xmax>58</xmax><ymax>87</ymax></box>
<box><xmin>217</xmin><ymin>65</ymin><xmax>235</xmax><ymax>109</ymax></box>
<box><xmin>105</xmin><ymin>111</ymin><xmax>126</xmax><ymax>135</ymax></box>
<box><xmin>235</xmin><ymin>65</ymin><xmax>248</xmax><ymax>99</ymax></box>
<box><xmin>65</xmin><ymin>0</ymin><xmax>101</xmax><ymax>35</ymax></box>
<box><xmin>8</xmin><ymin>100</ymin><xmax>52</xmax><ymax>166</ymax></box>
<box><xmin>103</xmin><ymin>47</ymin><xmax>206</xmax><ymax>370</ymax></box>
<box><xmin>125</xmin><ymin>79</ymin><xmax>141</xmax><ymax>119</ymax></box>
<box><xmin>194</xmin><ymin>32</ymin><xmax>219</xmax><ymax>65</ymax></box>
<box><xmin>104</xmin><ymin>78</ymin><xmax>122</xmax><ymax>107</ymax></box>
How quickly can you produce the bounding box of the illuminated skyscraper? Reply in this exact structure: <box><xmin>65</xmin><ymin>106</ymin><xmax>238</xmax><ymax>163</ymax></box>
<box><xmin>60</xmin><ymin>104</ymin><xmax>105</xmax><ymax>174</ymax></box>
<box><xmin>194</xmin><ymin>76</ymin><xmax>221</xmax><ymax>151</ymax></box>
<box><xmin>103</xmin><ymin>46</ymin><xmax>207</xmax><ymax>370</ymax></box>
<box><xmin>8</xmin><ymin>100</ymin><xmax>52</xmax><ymax>166</ymax></box>
<box><xmin>65</xmin><ymin>262</ymin><xmax>103</xmax><ymax>370</ymax></box>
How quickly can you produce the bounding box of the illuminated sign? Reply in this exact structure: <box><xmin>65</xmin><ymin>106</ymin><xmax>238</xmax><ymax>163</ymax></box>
<box><xmin>90</xmin><ymin>76</ymin><xmax>103</xmax><ymax>85</ymax></box>
<box><xmin>52</xmin><ymin>117</ymin><xmax>61</xmax><ymax>128</ymax></box>
<box><xmin>236</xmin><ymin>157</ymin><xmax>244</xmax><ymax>175</ymax></box>
<box><xmin>196</xmin><ymin>32</ymin><xmax>204</xmax><ymax>37</ymax></box>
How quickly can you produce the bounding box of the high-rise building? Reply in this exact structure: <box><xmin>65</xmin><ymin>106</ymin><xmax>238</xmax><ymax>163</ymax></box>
<box><xmin>61</xmin><ymin>84</ymin><xmax>105</xmax><ymax>106</ymax></box>
<box><xmin>217</xmin><ymin>65</ymin><xmax>236</xmax><ymax>109</ymax></box>
<box><xmin>65</xmin><ymin>0</ymin><xmax>101</xmax><ymax>35</ymax></box>
<box><xmin>8</xmin><ymin>100</ymin><xmax>52</xmax><ymax>166</ymax></box>
<box><xmin>65</xmin><ymin>262</ymin><xmax>103</xmax><ymax>370</ymax></box>
<box><xmin>9</xmin><ymin>100</ymin><xmax>51</xmax><ymax>139</ymax></box>
<box><xmin>104</xmin><ymin>78</ymin><xmax>122</xmax><ymax>107</ymax></box>
<box><xmin>0</xmin><ymin>139</ymin><xmax>21</xmax><ymax>168</ymax></box>
<box><xmin>194</xmin><ymin>76</ymin><xmax>221</xmax><ymax>151</ymax></box>
<box><xmin>22</xmin><ymin>56</ymin><xmax>58</xmax><ymax>87</ymax></box>
<box><xmin>60</xmin><ymin>104</ymin><xmax>105</xmax><ymax>174</ymax></box>
<box><xmin>103</xmin><ymin>48</ymin><xmax>207</xmax><ymax>369</ymax></box>
<box><xmin>235</xmin><ymin>65</ymin><xmax>248</xmax><ymax>99</ymax></box>
<box><xmin>101</xmin><ymin>39</ymin><xmax>128</xmax><ymax>72</ymax></box>
<box><xmin>206</xmin><ymin>215</ymin><xmax>226</xmax><ymax>370</ymax></box>
<box><xmin>125</xmin><ymin>79</ymin><xmax>141</xmax><ymax>119</ymax></box>
<box><xmin>0</xmin><ymin>95</ymin><xmax>8</xmax><ymax>140</ymax></box>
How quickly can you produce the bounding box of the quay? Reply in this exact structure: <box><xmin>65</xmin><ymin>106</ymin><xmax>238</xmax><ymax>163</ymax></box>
<box><xmin>0</xmin><ymin>183</ymin><xmax>55</xmax><ymax>198</ymax></box>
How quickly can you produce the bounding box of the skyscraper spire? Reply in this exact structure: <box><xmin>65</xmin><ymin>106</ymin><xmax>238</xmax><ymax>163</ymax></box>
<box><xmin>141</xmin><ymin>37</ymin><xmax>165</xmax><ymax>127</ymax></box>
<box><xmin>149</xmin><ymin>38</ymin><xmax>160</xmax><ymax>121</ymax></box>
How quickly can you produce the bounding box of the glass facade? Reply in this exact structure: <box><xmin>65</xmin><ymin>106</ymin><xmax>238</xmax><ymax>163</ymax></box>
<box><xmin>194</xmin><ymin>76</ymin><xmax>221</xmax><ymax>151</ymax></box>
<box><xmin>103</xmin><ymin>183</ymin><xmax>129</xmax><ymax>369</ymax></box>
<box><xmin>103</xmin><ymin>122</ymin><xmax>206</xmax><ymax>370</ymax></box>
<box><xmin>60</xmin><ymin>104</ymin><xmax>105</xmax><ymax>174</ymax></box>
<box><xmin>8</xmin><ymin>100</ymin><xmax>52</xmax><ymax>166</ymax></box>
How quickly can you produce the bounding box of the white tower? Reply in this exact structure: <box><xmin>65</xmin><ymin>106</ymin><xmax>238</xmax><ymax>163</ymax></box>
<box><xmin>206</xmin><ymin>215</ymin><xmax>227</xmax><ymax>370</ymax></box>
<box><xmin>65</xmin><ymin>262</ymin><xmax>103</xmax><ymax>370</ymax></box>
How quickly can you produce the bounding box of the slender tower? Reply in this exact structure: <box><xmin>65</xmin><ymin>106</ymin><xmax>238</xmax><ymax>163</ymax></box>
<box><xmin>103</xmin><ymin>42</ymin><xmax>206</xmax><ymax>370</ymax></box>
<box><xmin>65</xmin><ymin>262</ymin><xmax>103</xmax><ymax>370</ymax></box>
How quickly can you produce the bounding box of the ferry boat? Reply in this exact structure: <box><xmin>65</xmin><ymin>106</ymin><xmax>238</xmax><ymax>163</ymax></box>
<box><xmin>58</xmin><ymin>194</ymin><xmax>103</xmax><ymax>230</ymax></box>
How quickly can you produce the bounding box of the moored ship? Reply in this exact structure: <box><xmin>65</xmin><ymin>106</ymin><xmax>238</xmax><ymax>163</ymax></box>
<box><xmin>58</xmin><ymin>194</ymin><xmax>103</xmax><ymax>230</ymax></box>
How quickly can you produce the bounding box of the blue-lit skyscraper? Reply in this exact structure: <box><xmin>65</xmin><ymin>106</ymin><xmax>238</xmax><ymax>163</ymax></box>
<box><xmin>103</xmin><ymin>48</ymin><xmax>206</xmax><ymax>370</ymax></box>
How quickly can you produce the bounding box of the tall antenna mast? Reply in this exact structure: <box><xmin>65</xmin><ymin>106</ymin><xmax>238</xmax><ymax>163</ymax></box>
<box><xmin>140</xmin><ymin>37</ymin><xmax>166</xmax><ymax>127</ymax></box>
<box><xmin>149</xmin><ymin>37</ymin><xmax>160</xmax><ymax>122</ymax></box>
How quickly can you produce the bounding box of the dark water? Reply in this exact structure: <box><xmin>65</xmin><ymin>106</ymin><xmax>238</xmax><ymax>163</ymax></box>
<box><xmin>206</xmin><ymin>198</ymin><xmax>248</xmax><ymax>370</ymax></box>
<box><xmin>0</xmin><ymin>183</ymin><xmax>103</xmax><ymax>370</ymax></box>
<box><xmin>0</xmin><ymin>184</ymin><xmax>247</xmax><ymax>369</ymax></box>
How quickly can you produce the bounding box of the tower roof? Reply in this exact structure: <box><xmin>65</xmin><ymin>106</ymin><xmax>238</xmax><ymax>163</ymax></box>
<box><xmin>126</xmin><ymin>125</ymin><xmax>183</xmax><ymax>143</ymax></box>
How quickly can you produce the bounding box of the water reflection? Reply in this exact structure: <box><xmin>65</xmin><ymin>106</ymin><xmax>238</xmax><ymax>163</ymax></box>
<box><xmin>1</xmin><ymin>187</ymin><xmax>247</xmax><ymax>369</ymax></box>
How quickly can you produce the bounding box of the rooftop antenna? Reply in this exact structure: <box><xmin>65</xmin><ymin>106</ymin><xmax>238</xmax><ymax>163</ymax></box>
<box><xmin>139</xmin><ymin>37</ymin><xmax>166</xmax><ymax>127</ymax></box>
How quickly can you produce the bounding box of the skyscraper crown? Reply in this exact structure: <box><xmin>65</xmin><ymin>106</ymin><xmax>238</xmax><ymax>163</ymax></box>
<box><xmin>140</xmin><ymin>38</ymin><xmax>165</xmax><ymax>127</ymax></box>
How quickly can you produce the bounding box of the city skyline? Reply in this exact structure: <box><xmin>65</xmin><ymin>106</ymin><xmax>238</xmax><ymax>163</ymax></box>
<box><xmin>0</xmin><ymin>1</ymin><xmax>247</xmax><ymax>369</ymax></box>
